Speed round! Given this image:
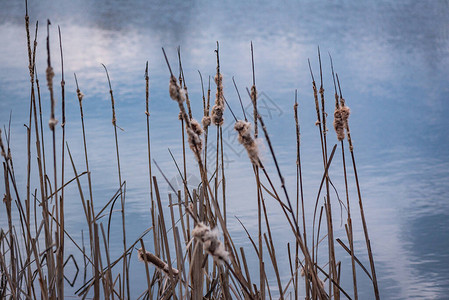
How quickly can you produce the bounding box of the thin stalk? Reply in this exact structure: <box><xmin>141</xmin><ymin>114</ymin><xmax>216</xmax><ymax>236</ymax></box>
<box><xmin>330</xmin><ymin>54</ymin><xmax>358</xmax><ymax>299</ymax></box>
<box><xmin>203</xmin><ymin>76</ymin><xmax>211</xmax><ymax>172</ymax></box>
<box><xmin>36</xmin><ymin>66</ymin><xmax>48</xmax><ymax>200</ymax></box>
<box><xmin>26</xmin><ymin>16</ymin><xmax>38</xmax><ymax>299</ymax></box>
<box><xmin>46</xmin><ymin>19</ymin><xmax>57</xmax><ymax>299</ymax></box>
<box><xmin>294</xmin><ymin>89</ymin><xmax>309</xmax><ymax>299</ymax></box>
<box><xmin>258</xmin><ymin>113</ymin><xmax>331</xmax><ymax>299</ymax></box>
<box><xmin>337</xmin><ymin>75</ymin><xmax>379</xmax><ymax>300</ymax></box>
<box><xmin>145</xmin><ymin>62</ymin><xmax>157</xmax><ymax>259</ymax></box>
<box><xmin>57</xmin><ymin>25</ymin><xmax>65</xmax><ymax>299</ymax></box>
<box><xmin>249</xmin><ymin>42</ymin><xmax>264</xmax><ymax>298</ymax></box>
<box><xmin>102</xmin><ymin>64</ymin><xmax>130</xmax><ymax>299</ymax></box>
<box><xmin>318</xmin><ymin>47</ymin><xmax>338</xmax><ymax>299</ymax></box>
<box><xmin>74</xmin><ymin>74</ymin><xmax>95</xmax><ymax>262</ymax></box>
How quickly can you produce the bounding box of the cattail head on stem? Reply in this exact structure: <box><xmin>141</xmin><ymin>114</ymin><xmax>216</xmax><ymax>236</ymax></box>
<box><xmin>202</xmin><ymin>116</ymin><xmax>211</xmax><ymax>128</ymax></box>
<box><xmin>190</xmin><ymin>118</ymin><xmax>204</xmax><ymax>135</ymax></box>
<box><xmin>192</xmin><ymin>222</ymin><xmax>228</xmax><ymax>261</ymax></box>
<box><xmin>137</xmin><ymin>248</ymin><xmax>179</xmax><ymax>276</ymax></box>
<box><xmin>333</xmin><ymin>108</ymin><xmax>345</xmax><ymax>141</ymax></box>
<box><xmin>212</xmin><ymin>73</ymin><xmax>224</xmax><ymax>126</ymax></box>
<box><xmin>234</xmin><ymin>120</ymin><xmax>260</xmax><ymax>166</ymax></box>
<box><xmin>211</xmin><ymin>105</ymin><xmax>224</xmax><ymax>126</ymax></box>
<box><xmin>169</xmin><ymin>75</ymin><xmax>185</xmax><ymax>103</ymax></box>
<box><xmin>187</xmin><ymin>119</ymin><xmax>203</xmax><ymax>160</ymax></box>
<box><xmin>340</xmin><ymin>103</ymin><xmax>350</xmax><ymax>127</ymax></box>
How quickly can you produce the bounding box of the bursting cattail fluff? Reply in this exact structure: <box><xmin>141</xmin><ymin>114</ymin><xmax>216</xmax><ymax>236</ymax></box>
<box><xmin>333</xmin><ymin>108</ymin><xmax>345</xmax><ymax>141</ymax></box>
<box><xmin>192</xmin><ymin>222</ymin><xmax>228</xmax><ymax>261</ymax></box>
<box><xmin>234</xmin><ymin>120</ymin><xmax>260</xmax><ymax>166</ymax></box>
<box><xmin>202</xmin><ymin>115</ymin><xmax>211</xmax><ymax>128</ymax></box>
<box><xmin>340</xmin><ymin>103</ymin><xmax>350</xmax><ymax>128</ymax></box>
<box><xmin>211</xmin><ymin>73</ymin><xmax>224</xmax><ymax>126</ymax></box>
<box><xmin>340</xmin><ymin>98</ymin><xmax>352</xmax><ymax>149</ymax></box>
<box><xmin>187</xmin><ymin>118</ymin><xmax>203</xmax><ymax>160</ymax></box>
<box><xmin>47</xmin><ymin>65</ymin><xmax>58</xmax><ymax>129</ymax></box>
<box><xmin>169</xmin><ymin>76</ymin><xmax>185</xmax><ymax>104</ymax></box>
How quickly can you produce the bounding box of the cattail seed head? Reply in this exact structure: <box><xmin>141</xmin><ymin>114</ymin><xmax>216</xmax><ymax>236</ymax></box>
<box><xmin>340</xmin><ymin>105</ymin><xmax>350</xmax><ymax>127</ymax></box>
<box><xmin>251</xmin><ymin>85</ymin><xmax>257</xmax><ymax>103</ymax></box>
<box><xmin>46</xmin><ymin>66</ymin><xmax>54</xmax><ymax>90</ymax></box>
<box><xmin>186</xmin><ymin>119</ymin><xmax>203</xmax><ymax>160</ymax></box>
<box><xmin>212</xmin><ymin>73</ymin><xmax>224</xmax><ymax>126</ymax></box>
<box><xmin>214</xmin><ymin>73</ymin><xmax>223</xmax><ymax>86</ymax></box>
<box><xmin>211</xmin><ymin>105</ymin><xmax>224</xmax><ymax>126</ymax></box>
<box><xmin>202</xmin><ymin>116</ymin><xmax>211</xmax><ymax>128</ymax></box>
<box><xmin>192</xmin><ymin>222</ymin><xmax>228</xmax><ymax>262</ymax></box>
<box><xmin>137</xmin><ymin>248</ymin><xmax>179</xmax><ymax>276</ymax></box>
<box><xmin>190</xmin><ymin>118</ymin><xmax>204</xmax><ymax>136</ymax></box>
<box><xmin>169</xmin><ymin>76</ymin><xmax>185</xmax><ymax>103</ymax></box>
<box><xmin>333</xmin><ymin>108</ymin><xmax>345</xmax><ymax>141</ymax></box>
<box><xmin>234</xmin><ymin>120</ymin><xmax>260</xmax><ymax>166</ymax></box>
<box><xmin>49</xmin><ymin>118</ymin><xmax>58</xmax><ymax>130</ymax></box>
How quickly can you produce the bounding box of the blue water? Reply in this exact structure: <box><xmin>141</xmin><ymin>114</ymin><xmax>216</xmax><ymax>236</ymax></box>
<box><xmin>1</xmin><ymin>1</ymin><xmax>448</xmax><ymax>299</ymax></box>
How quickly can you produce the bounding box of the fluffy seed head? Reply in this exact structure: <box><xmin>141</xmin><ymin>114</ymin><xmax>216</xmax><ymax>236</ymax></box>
<box><xmin>192</xmin><ymin>222</ymin><xmax>228</xmax><ymax>261</ymax></box>
<box><xmin>186</xmin><ymin>121</ymin><xmax>203</xmax><ymax>160</ymax></box>
<box><xmin>211</xmin><ymin>105</ymin><xmax>224</xmax><ymax>126</ymax></box>
<box><xmin>333</xmin><ymin>108</ymin><xmax>345</xmax><ymax>141</ymax></box>
<box><xmin>234</xmin><ymin>120</ymin><xmax>260</xmax><ymax>166</ymax></box>
<box><xmin>49</xmin><ymin>118</ymin><xmax>58</xmax><ymax>130</ymax></box>
<box><xmin>169</xmin><ymin>76</ymin><xmax>185</xmax><ymax>103</ymax></box>
<box><xmin>190</xmin><ymin>118</ymin><xmax>204</xmax><ymax>136</ymax></box>
<box><xmin>340</xmin><ymin>105</ymin><xmax>350</xmax><ymax>126</ymax></box>
<box><xmin>212</xmin><ymin>73</ymin><xmax>224</xmax><ymax>126</ymax></box>
<box><xmin>202</xmin><ymin>116</ymin><xmax>211</xmax><ymax>128</ymax></box>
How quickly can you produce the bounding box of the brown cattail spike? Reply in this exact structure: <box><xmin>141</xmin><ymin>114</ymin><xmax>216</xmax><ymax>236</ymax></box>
<box><xmin>234</xmin><ymin>120</ymin><xmax>260</xmax><ymax>167</ymax></box>
<box><xmin>333</xmin><ymin>108</ymin><xmax>345</xmax><ymax>141</ymax></box>
<box><xmin>201</xmin><ymin>116</ymin><xmax>211</xmax><ymax>128</ymax></box>
<box><xmin>187</xmin><ymin>119</ymin><xmax>203</xmax><ymax>160</ymax></box>
<box><xmin>137</xmin><ymin>248</ymin><xmax>179</xmax><ymax>276</ymax></box>
<box><xmin>212</xmin><ymin>43</ymin><xmax>225</xmax><ymax>126</ymax></box>
<box><xmin>212</xmin><ymin>73</ymin><xmax>224</xmax><ymax>126</ymax></box>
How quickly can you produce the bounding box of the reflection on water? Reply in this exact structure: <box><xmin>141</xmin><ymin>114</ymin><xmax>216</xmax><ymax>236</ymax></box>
<box><xmin>1</xmin><ymin>1</ymin><xmax>449</xmax><ymax>298</ymax></box>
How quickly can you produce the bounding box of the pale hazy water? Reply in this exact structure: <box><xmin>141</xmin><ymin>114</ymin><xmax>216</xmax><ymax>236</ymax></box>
<box><xmin>1</xmin><ymin>1</ymin><xmax>448</xmax><ymax>299</ymax></box>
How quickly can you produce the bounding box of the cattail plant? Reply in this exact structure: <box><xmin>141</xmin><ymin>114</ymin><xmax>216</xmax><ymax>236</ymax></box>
<box><xmin>211</xmin><ymin>71</ymin><xmax>224</xmax><ymax>126</ymax></box>
<box><xmin>187</xmin><ymin>118</ymin><xmax>204</xmax><ymax>160</ymax></box>
<box><xmin>138</xmin><ymin>248</ymin><xmax>179</xmax><ymax>276</ymax></box>
<box><xmin>192</xmin><ymin>222</ymin><xmax>228</xmax><ymax>262</ymax></box>
<box><xmin>234</xmin><ymin>120</ymin><xmax>260</xmax><ymax>167</ymax></box>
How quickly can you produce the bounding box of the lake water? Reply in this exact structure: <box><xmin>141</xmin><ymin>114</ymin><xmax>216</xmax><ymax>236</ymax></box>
<box><xmin>1</xmin><ymin>1</ymin><xmax>448</xmax><ymax>299</ymax></box>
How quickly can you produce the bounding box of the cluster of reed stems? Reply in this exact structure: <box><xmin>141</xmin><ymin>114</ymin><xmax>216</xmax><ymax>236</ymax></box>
<box><xmin>0</xmin><ymin>4</ymin><xmax>380</xmax><ymax>299</ymax></box>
